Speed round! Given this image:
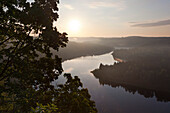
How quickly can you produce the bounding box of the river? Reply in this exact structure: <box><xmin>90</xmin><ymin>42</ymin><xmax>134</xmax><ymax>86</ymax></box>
<box><xmin>53</xmin><ymin>52</ymin><xmax>170</xmax><ymax>113</ymax></box>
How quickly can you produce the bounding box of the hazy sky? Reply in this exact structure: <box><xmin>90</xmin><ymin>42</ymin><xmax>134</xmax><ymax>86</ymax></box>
<box><xmin>55</xmin><ymin>0</ymin><xmax>170</xmax><ymax>37</ymax></box>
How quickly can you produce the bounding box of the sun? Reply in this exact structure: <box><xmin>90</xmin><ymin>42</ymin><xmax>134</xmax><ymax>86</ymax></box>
<box><xmin>68</xmin><ymin>19</ymin><xmax>81</xmax><ymax>32</ymax></box>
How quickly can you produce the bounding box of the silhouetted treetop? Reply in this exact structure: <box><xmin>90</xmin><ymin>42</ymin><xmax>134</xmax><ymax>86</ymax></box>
<box><xmin>0</xmin><ymin>0</ymin><xmax>97</xmax><ymax>112</ymax></box>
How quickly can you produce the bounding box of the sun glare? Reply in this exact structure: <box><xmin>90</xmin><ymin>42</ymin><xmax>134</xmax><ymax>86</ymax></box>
<box><xmin>68</xmin><ymin>20</ymin><xmax>81</xmax><ymax>32</ymax></box>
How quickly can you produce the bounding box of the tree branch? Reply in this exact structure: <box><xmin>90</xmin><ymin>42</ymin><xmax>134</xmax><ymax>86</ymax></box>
<box><xmin>0</xmin><ymin>37</ymin><xmax>12</xmax><ymax>46</ymax></box>
<box><xmin>0</xmin><ymin>41</ymin><xmax>21</xmax><ymax>78</ymax></box>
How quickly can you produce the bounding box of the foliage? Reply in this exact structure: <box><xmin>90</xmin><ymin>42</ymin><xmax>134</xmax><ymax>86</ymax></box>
<box><xmin>0</xmin><ymin>0</ymin><xmax>97</xmax><ymax>112</ymax></box>
<box><xmin>31</xmin><ymin>74</ymin><xmax>97</xmax><ymax>113</ymax></box>
<box><xmin>31</xmin><ymin>103</ymin><xmax>60</xmax><ymax>113</ymax></box>
<box><xmin>53</xmin><ymin>74</ymin><xmax>97</xmax><ymax>113</ymax></box>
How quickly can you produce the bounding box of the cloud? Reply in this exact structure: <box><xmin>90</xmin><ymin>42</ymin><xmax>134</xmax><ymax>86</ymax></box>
<box><xmin>131</xmin><ymin>19</ymin><xmax>170</xmax><ymax>27</ymax></box>
<box><xmin>89</xmin><ymin>1</ymin><xmax>126</xmax><ymax>10</ymax></box>
<box><xmin>62</xmin><ymin>4</ymin><xmax>74</xmax><ymax>10</ymax></box>
<box><xmin>129</xmin><ymin>22</ymin><xmax>137</xmax><ymax>24</ymax></box>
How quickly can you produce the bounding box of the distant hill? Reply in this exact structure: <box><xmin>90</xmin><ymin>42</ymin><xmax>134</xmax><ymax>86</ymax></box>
<box><xmin>51</xmin><ymin>36</ymin><xmax>170</xmax><ymax>61</ymax></box>
<box><xmin>98</xmin><ymin>36</ymin><xmax>170</xmax><ymax>47</ymax></box>
<box><xmin>55</xmin><ymin>41</ymin><xmax>113</xmax><ymax>61</ymax></box>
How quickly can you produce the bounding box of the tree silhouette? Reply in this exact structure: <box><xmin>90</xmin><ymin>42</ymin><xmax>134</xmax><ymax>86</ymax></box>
<box><xmin>0</xmin><ymin>0</ymin><xmax>97</xmax><ymax>112</ymax></box>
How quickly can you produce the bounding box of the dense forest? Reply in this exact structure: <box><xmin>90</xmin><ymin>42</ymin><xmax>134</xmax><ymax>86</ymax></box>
<box><xmin>92</xmin><ymin>42</ymin><xmax>170</xmax><ymax>102</ymax></box>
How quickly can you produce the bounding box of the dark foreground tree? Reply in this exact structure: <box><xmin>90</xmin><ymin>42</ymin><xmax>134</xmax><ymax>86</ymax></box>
<box><xmin>0</xmin><ymin>0</ymin><xmax>97</xmax><ymax>112</ymax></box>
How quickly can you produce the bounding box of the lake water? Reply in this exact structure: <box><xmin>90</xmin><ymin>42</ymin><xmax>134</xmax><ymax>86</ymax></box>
<box><xmin>54</xmin><ymin>52</ymin><xmax>170</xmax><ymax>113</ymax></box>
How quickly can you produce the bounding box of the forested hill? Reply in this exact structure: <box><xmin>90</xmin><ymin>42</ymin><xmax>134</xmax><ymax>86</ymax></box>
<box><xmin>55</xmin><ymin>41</ymin><xmax>113</xmax><ymax>61</ymax></box>
<box><xmin>92</xmin><ymin>44</ymin><xmax>170</xmax><ymax>102</ymax></box>
<box><xmin>95</xmin><ymin>36</ymin><xmax>170</xmax><ymax>47</ymax></box>
<box><xmin>54</xmin><ymin>37</ymin><xmax>170</xmax><ymax>61</ymax></box>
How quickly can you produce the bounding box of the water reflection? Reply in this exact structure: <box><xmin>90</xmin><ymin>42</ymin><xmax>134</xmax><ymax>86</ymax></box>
<box><xmin>53</xmin><ymin>52</ymin><xmax>170</xmax><ymax>113</ymax></box>
<box><xmin>92</xmin><ymin>63</ymin><xmax>170</xmax><ymax>102</ymax></box>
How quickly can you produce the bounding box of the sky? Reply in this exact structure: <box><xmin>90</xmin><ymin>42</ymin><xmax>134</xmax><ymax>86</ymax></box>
<box><xmin>55</xmin><ymin>0</ymin><xmax>170</xmax><ymax>37</ymax></box>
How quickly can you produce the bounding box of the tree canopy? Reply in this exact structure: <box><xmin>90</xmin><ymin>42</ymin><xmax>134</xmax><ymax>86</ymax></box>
<box><xmin>0</xmin><ymin>0</ymin><xmax>97</xmax><ymax>112</ymax></box>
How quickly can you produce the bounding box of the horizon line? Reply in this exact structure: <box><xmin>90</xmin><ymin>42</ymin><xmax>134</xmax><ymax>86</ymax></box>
<box><xmin>68</xmin><ymin>36</ymin><xmax>170</xmax><ymax>38</ymax></box>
